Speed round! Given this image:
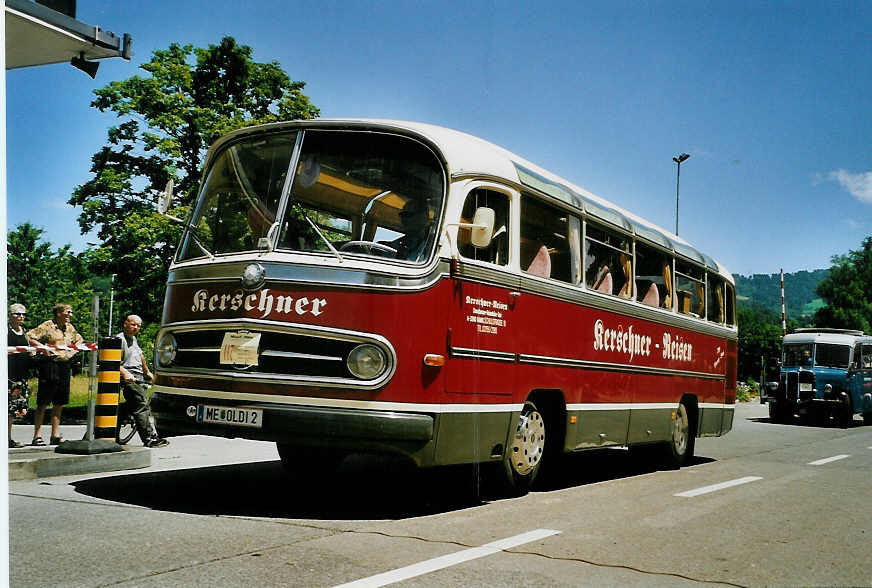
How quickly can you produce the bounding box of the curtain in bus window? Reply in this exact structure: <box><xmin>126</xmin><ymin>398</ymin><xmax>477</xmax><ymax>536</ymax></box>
<box><xmin>458</xmin><ymin>189</ymin><xmax>509</xmax><ymax>265</ymax></box>
<box><xmin>675</xmin><ymin>261</ymin><xmax>705</xmax><ymax>318</ymax></box>
<box><xmin>520</xmin><ymin>196</ymin><xmax>577</xmax><ymax>282</ymax></box>
<box><xmin>725</xmin><ymin>283</ymin><xmax>736</xmax><ymax>325</ymax></box>
<box><xmin>707</xmin><ymin>274</ymin><xmax>725</xmax><ymax>323</ymax></box>
<box><xmin>584</xmin><ymin>222</ymin><xmax>631</xmax><ymax>296</ymax></box>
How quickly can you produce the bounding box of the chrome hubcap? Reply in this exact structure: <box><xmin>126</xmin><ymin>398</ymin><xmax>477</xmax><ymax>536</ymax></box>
<box><xmin>672</xmin><ymin>404</ymin><xmax>689</xmax><ymax>456</ymax></box>
<box><xmin>510</xmin><ymin>406</ymin><xmax>545</xmax><ymax>476</ymax></box>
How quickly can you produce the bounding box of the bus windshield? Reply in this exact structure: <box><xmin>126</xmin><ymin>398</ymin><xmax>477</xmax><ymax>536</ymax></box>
<box><xmin>178</xmin><ymin>132</ymin><xmax>298</xmax><ymax>261</ymax></box>
<box><xmin>783</xmin><ymin>343</ymin><xmax>813</xmax><ymax>367</ymax></box>
<box><xmin>177</xmin><ymin>129</ymin><xmax>445</xmax><ymax>265</ymax></box>
<box><xmin>276</xmin><ymin>130</ymin><xmax>444</xmax><ymax>264</ymax></box>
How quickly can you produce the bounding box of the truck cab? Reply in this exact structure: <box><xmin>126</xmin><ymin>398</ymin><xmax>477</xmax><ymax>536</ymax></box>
<box><xmin>763</xmin><ymin>329</ymin><xmax>865</xmax><ymax>427</ymax></box>
<box><xmin>847</xmin><ymin>336</ymin><xmax>872</xmax><ymax>426</ymax></box>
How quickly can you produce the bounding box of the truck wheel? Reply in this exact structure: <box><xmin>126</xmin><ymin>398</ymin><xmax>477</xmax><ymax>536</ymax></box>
<box><xmin>276</xmin><ymin>443</ymin><xmax>345</xmax><ymax>478</ymax></box>
<box><xmin>838</xmin><ymin>396</ymin><xmax>853</xmax><ymax>429</ymax></box>
<box><xmin>863</xmin><ymin>412</ymin><xmax>872</xmax><ymax>427</ymax></box>
<box><xmin>500</xmin><ymin>401</ymin><xmax>546</xmax><ymax>496</ymax></box>
<box><xmin>663</xmin><ymin>401</ymin><xmax>695</xmax><ymax>468</ymax></box>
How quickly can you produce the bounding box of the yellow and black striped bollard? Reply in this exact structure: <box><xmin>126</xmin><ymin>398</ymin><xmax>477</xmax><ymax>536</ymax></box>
<box><xmin>94</xmin><ymin>337</ymin><xmax>122</xmax><ymax>441</ymax></box>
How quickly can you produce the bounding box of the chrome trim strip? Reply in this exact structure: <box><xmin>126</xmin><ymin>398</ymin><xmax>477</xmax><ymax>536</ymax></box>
<box><xmin>567</xmin><ymin>402</ymin><xmax>732</xmax><ymax>411</ymax></box>
<box><xmin>180</xmin><ymin>347</ymin><xmax>221</xmax><ymax>353</ymax></box>
<box><xmin>519</xmin><ymin>353</ymin><xmax>725</xmax><ymax>380</ymax></box>
<box><xmin>155</xmin><ymin>385</ymin><xmax>523</xmax><ymax>413</ymax></box>
<box><xmin>261</xmin><ymin>350</ymin><xmax>342</xmax><ymax>362</ymax></box>
<box><xmin>168</xmin><ymin>260</ymin><xmax>451</xmax><ymax>291</ymax></box>
<box><xmin>449</xmin><ymin>347</ymin><xmax>517</xmax><ymax>362</ymax></box>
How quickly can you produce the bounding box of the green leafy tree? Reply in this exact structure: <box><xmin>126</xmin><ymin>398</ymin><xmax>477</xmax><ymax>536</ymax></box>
<box><xmin>7</xmin><ymin>223</ymin><xmax>96</xmax><ymax>342</ymax></box>
<box><xmin>68</xmin><ymin>37</ymin><xmax>319</xmax><ymax>324</ymax></box>
<box><xmin>814</xmin><ymin>236</ymin><xmax>872</xmax><ymax>332</ymax></box>
<box><xmin>737</xmin><ymin>305</ymin><xmax>784</xmax><ymax>382</ymax></box>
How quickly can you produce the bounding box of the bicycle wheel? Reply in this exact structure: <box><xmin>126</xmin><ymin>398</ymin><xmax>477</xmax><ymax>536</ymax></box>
<box><xmin>117</xmin><ymin>415</ymin><xmax>137</xmax><ymax>445</ymax></box>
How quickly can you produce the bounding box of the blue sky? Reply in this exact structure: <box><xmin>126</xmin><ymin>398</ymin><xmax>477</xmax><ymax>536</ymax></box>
<box><xmin>5</xmin><ymin>0</ymin><xmax>871</xmax><ymax>276</ymax></box>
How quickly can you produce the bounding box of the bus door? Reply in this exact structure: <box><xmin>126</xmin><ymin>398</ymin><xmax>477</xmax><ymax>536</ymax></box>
<box><xmin>439</xmin><ymin>185</ymin><xmax>517</xmax><ymax>465</ymax></box>
<box><xmin>849</xmin><ymin>341</ymin><xmax>872</xmax><ymax>415</ymax></box>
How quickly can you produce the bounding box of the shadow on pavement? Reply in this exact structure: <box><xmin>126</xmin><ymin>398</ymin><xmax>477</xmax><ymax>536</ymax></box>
<box><xmin>72</xmin><ymin>448</ymin><xmax>717</xmax><ymax>519</ymax></box>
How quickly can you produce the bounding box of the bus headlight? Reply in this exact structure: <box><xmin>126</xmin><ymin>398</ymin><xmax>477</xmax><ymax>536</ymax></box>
<box><xmin>157</xmin><ymin>332</ymin><xmax>178</xmax><ymax>367</ymax></box>
<box><xmin>346</xmin><ymin>344</ymin><xmax>387</xmax><ymax>380</ymax></box>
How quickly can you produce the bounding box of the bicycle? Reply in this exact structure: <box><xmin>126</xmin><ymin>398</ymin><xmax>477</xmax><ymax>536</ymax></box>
<box><xmin>116</xmin><ymin>384</ymin><xmax>153</xmax><ymax>445</ymax></box>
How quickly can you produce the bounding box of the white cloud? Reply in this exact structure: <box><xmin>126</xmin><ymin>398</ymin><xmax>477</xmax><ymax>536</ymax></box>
<box><xmin>828</xmin><ymin>169</ymin><xmax>872</xmax><ymax>205</ymax></box>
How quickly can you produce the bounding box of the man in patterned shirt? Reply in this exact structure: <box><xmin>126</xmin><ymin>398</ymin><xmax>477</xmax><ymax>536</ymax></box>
<box><xmin>27</xmin><ymin>303</ymin><xmax>83</xmax><ymax>446</ymax></box>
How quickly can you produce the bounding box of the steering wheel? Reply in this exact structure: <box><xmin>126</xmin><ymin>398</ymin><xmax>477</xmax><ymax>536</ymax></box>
<box><xmin>339</xmin><ymin>240</ymin><xmax>398</xmax><ymax>256</ymax></box>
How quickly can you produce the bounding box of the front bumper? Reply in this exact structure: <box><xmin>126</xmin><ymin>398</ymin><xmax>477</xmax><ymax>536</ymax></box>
<box><xmin>152</xmin><ymin>392</ymin><xmax>434</xmax><ymax>449</ymax></box>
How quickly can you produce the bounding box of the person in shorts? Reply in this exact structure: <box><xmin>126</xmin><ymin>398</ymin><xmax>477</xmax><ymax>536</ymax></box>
<box><xmin>27</xmin><ymin>303</ymin><xmax>83</xmax><ymax>446</ymax></box>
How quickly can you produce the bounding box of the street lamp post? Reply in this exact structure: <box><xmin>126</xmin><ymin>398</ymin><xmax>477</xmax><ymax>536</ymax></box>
<box><xmin>673</xmin><ymin>153</ymin><xmax>690</xmax><ymax>235</ymax></box>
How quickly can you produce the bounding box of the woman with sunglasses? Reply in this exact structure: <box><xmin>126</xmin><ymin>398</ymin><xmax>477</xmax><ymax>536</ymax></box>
<box><xmin>8</xmin><ymin>303</ymin><xmax>35</xmax><ymax>448</ymax></box>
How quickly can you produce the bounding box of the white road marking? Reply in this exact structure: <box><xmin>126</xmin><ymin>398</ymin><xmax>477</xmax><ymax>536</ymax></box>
<box><xmin>808</xmin><ymin>454</ymin><xmax>851</xmax><ymax>466</ymax></box>
<box><xmin>333</xmin><ymin>528</ymin><xmax>561</xmax><ymax>588</ymax></box>
<box><xmin>674</xmin><ymin>476</ymin><xmax>763</xmax><ymax>498</ymax></box>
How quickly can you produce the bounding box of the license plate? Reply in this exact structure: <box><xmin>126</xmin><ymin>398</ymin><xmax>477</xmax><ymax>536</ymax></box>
<box><xmin>197</xmin><ymin>405</ymin><xmax>263</xmax><ymax>428</ymax></box>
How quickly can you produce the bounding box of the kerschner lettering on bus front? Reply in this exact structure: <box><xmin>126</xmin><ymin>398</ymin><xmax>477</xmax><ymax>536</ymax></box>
<box><xmin>192</xmin><ymin>288</ymin><xmax>327</xmax><ymax>319</ymax></box>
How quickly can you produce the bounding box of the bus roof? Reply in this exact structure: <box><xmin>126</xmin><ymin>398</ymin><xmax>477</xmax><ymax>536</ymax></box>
<box><xmin>783</xmin><ymin>330</ymin><xmax>863</xmax><ymax>346</ymax></box>
<box><xmin>209</xmin><ymin>118</ymin><xmax>734</xmax><ymax>283</ymax></box>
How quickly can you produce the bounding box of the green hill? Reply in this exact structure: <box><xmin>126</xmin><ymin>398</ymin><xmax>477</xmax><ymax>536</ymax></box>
<box><xmin>733</xmin><ymin>269</ymin><xmax>828</xmax><ymax>323</ymax></box>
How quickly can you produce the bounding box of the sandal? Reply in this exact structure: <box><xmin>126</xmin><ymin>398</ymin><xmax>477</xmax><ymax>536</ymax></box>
<box><xmin>31</xmin><ymin>436</ymin><xmax>46</xmax><ymax>446</ymax></box>
<box><xmin>50</xmin><ymin>436</ymin><xmax>64</xmax><ymax>445</ymax></box>
<box><xmin>9</xmin><ymin>439</ymin><xmax>23</xmax><ymax>448</ymax></box>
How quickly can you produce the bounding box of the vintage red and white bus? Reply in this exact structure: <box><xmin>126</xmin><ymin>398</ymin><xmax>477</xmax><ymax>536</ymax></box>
<box><xmin>152</xmin><ymin>119</ymin><xmax>737</xmax><ymax>493</ymax></box>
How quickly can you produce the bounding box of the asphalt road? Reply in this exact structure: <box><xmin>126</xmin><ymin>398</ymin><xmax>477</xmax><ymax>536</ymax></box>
<box><xmin>8</xmin><ymin>402</ymin><xmax>872</xmax><ymax>587</ymax></box>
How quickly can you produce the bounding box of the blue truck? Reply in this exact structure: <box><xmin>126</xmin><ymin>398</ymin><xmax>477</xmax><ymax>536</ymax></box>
<box><xmin>763</xmin><ymin>328</ymin><xmax>872</xmax><ymax>427</ymax></box>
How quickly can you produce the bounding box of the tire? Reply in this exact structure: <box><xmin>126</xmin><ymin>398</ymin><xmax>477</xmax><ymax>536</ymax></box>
<box><xmin>662</xmin><ymin>401</ymin><xmax>695</xmax><ymax>468</ymax></box>
<box><xmin>863</xmin><ymin>412</ymin><xmax>872</xmax><ymax>427</ymax></box>
<box><xmin>499</xmin><ymin>401</ymin><xmax>546</xmax><ymax>496</ymax></box>
<box><xmin>276</xmin><ymin>443</ymin><xmax>345</xmax><ymax>479</ymax></box>
<box><xmin>838</xmin><ymin>395</ymin><xmax>853</xmax><ymax>429</ymax></box>
<box><xmin>116</xmin><ymin>416</ymin><xmax>137</xmax><ymax>445</ymax></box>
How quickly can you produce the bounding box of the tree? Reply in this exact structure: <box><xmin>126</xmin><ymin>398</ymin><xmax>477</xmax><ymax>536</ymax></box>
<box><xmin>7</xmin><ymin>223</ymin><xmax>97</xmax><ymax>341</ymax></box>
<box><xmin>68</xmin><ymin>37</ymin><xmax>319</xmax><ymax>323</ymax></box>
<box><xmin>814</xmin><ymin>236</ymin><xmax>872</xmax><ymax>333</ymax></box>
<box><xmin>737</xmin><ymin>304</ymin><xmax>784</xmax><ymax>382</ymax></box>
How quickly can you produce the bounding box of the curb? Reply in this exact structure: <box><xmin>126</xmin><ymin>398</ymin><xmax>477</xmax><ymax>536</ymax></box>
<box><xmin>8</xmin><ymin>446</ymin><xmax>151</xmax><ymax>480</ymax></box>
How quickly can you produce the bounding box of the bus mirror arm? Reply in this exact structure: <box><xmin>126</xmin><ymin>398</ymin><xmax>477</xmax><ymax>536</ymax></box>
<box><xmin>442</xmin><ymin>206</ymin><xmax>496</xmax><ymax>260</ymax></box>
<box><xmin>258</xmin><ymin>222</ymin><xmax>280</xmax><ymax>251</ymax></box>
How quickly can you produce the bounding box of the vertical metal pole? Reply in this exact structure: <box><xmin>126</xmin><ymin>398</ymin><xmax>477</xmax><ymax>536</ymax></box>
<box><xmin>675</xmin><ymin>162</ymin><xmax>681</xmax><ymax>236</ymax></box>
<box><xmin>107</xmin><ymin>273</ymin><xmax>116</xmax><ymax>337</ymax></box>
<box><xmin>780</xmin><ymin>268</ymin><xmax>786</xmax><ymax>337</ymax></box>
<box><xmin>86</xmin><ymin>295</ymin><xmax>100</xmax><ymax>441</ymax></box>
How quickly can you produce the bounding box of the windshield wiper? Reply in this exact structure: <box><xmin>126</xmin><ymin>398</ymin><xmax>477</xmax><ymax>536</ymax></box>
<box><xmin>185</xmin><ymin>224</ymin><xmax>215</xmax><ymax>260</ymax></box>
<box><xmin>293</xmin><ymin>201</ymin><xmax>344</xmax><ymax>263</ymax></box>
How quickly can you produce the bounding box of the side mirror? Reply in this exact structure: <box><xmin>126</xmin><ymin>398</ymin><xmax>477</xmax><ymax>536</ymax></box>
<box><xmin>158</xmin><ymin>179</ymin><xmax>174</xmax><ymax>214</ymax></box>
<box><xmin>470</xmin><ymin>207</ymin><xmax>495</xmax><ymax>248</ymax></box>
<box><xmin>158</xmin><ymin>179</ymin><xmax>183</xmax><ymax>223</ymax></box>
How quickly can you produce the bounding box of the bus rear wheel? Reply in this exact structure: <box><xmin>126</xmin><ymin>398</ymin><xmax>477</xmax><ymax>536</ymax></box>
<box><xmin>500</xmin><ymin>401</ymin><xmax>546</xmax><ymax>495</ymax></box>
<box><xmin>663</xmin><ymin>401</ymin><xmax>695</xmax><ymax>468</ymax></box>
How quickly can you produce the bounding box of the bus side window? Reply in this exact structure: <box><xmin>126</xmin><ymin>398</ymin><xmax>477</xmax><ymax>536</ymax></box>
<box><xmin>707</xmin><ymin>273</ymin><xmax>725</xmax><ymax>323</ymax></box>
<box><xmin>635</xmin><ymin>243</ymin><xmax>671</xmax><ymax>309</ymax></box>
<box><xmin>584</xmin><ymin>222</ymin><xmax>631</xmax><ymax>297</ymax></box>
<box><xmin>676</xmin><ymin>260</ymin><xmax>705</xmax><ymax>318</ymax></box>
<box><xmin>520</xmin><ymin>196</ymin><xmax>577</xmax><ymax>283</ymax></box>
<box><xmin>725</xmin><ymin>282</ymin><xmax>736</xmax><ymax>326</ymax></box>
<box><xmin>458</xmin><ymin>189</ymin><xmax>509</xmax><ymax>265</ymax></box>
<box><xmin>863</xmin><ymin>344</ymin><xmax>872</xmax><ymax>369</ymax></box>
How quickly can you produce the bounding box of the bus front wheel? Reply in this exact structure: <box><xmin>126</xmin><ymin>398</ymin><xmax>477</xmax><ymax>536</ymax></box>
<box><xmin>500</xmin><ymin>401</ymin><xmax>546</xmax><ymax>495</ymax></box>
